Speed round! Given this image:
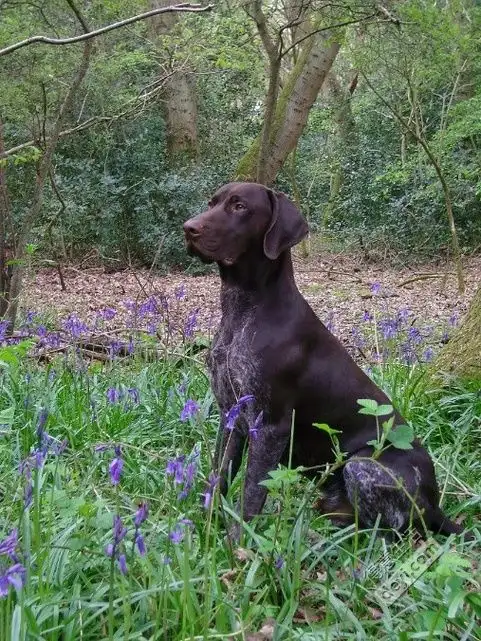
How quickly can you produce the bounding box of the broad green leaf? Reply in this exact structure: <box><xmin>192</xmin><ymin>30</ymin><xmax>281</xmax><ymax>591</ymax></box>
<box><xmin>387</xmin><ymin>424</ymin><xmax>414</xmax><ymax>450</ymax></box>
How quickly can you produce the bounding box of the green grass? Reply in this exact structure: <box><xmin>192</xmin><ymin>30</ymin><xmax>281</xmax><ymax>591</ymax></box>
<box><xmin>0</xmin><ymin>335</ymin><xmax>480</xmax><ymax>640</ymax></box>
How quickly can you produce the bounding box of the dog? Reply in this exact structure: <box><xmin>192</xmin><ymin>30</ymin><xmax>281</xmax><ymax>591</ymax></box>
<box><xmin>183</xmin><ymin>181</ymin><xmax>468</xmax><ymax>538</ymax></box>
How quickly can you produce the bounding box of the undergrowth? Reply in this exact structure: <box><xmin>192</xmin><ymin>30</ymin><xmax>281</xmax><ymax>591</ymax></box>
<box><xmin>0</xmin><ymin>295</ymin><xmax>479</xmax><ymax>640</ymax></box>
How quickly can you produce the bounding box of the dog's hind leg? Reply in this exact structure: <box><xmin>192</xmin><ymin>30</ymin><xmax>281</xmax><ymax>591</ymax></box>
<box><xmin>343</xmin><ymin>457</ymin><xmax>420</xmax><ymax>533</ymax></box>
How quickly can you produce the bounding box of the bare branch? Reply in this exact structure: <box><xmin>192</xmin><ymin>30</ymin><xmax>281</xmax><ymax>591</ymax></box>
<box><xmin>0</xmin><ymin>3</ymin><xmax>213</xmax><ymax>57</ymax></box>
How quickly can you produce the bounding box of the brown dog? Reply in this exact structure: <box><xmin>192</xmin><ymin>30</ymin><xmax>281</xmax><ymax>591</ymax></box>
<box><xmin>184</xmin><ymin>182</ymin><xmax>467</xmax><ymax>538</ymax></box>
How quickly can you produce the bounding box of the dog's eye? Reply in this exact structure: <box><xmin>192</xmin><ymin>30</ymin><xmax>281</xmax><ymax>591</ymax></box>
<box><xmin>233</xmin><ymin>202</ymin><xmax>246</xmax><ymax>212</ymax></box>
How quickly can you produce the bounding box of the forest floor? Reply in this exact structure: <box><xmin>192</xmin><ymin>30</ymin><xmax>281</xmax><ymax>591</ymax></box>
<box><xmin>23</xmin><ymin>248</ymin><xmax>481</xmax><ymax>350</ymax></box>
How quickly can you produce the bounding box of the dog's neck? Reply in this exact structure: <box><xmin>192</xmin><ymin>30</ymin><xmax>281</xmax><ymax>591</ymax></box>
<box><xmin>218</xmin><ymin>248</ymin><xmax>298</xmax><ymax>314</ymax></box>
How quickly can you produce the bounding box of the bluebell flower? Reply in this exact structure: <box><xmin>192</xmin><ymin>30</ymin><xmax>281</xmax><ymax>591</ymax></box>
<box><xmin>275</xmin><ymin>556</ymin><xmax>284</xmax><ymax>570</ymax></box>
<box><xmin>0</xmin><ymin>564</ymin><xmax>26</xmax><ymax>598</ymax></box>
<box><xmin>175</xmin><ymin>285</ymin><xmax>186</xmax><ymax>301</ymax></box>
<box><xmin>108</xmin><ymin>340</ymin><xmax>124</xmax><ymax>358</ymax></box>
<box><xmin>325</xmin><ymin>311</ymin><xmax>335</xmax><ymax>333</ymax></box>
<box><xmin>408</xmin><ymin>326</ymin><xmax>422</xmax><ymax>345</ymax></box>
<box><xmin>100</xmin><ymin>308</ymin><xmax>116</xmax><ymax>321</ymax></box>
<box><xmin>169</xmin><ymin>527</ymin><xmax>183</xmax><ymax>544</ymax></box>
<box><xmin>127</xmin><ymin>388</ymin><xmax>140</xmax><ymax>405</ymax></box>
<box><xmin>134</xmin><ymin>502</ymin><xmax>148</xmax><ymax>527</ymax></box>
<box><xmin>62</xmin><ymin>314</ymin><xmax>88</xmax><ymax>338</ymax></box>
<box><xmin>202</xmin><ymin>472</ymin><xmax>220</xmax><ymax>509</ymax></box>
<box><xmin>118</xmin><ymin>554</ymin><xmax>128</xmax><ymax>575</ymax></box>
<box><xmin>180</xmin><ymin>399</ymin><xmax>199</xmax><ymax>422</ymax></box>
<box><xmin>184</xmin><ymin>309</ymin><xmax>199</xmax><ymax>338</ymax></box>
<box><xmin>107</xmin><ymin>387</ymin><xmax>122</xmax><ymax>404</ymax></box>
<box><xmin>370</xmin><ymin>282</ymin><xmax>381</xmax><ymax>295</ymax></box>
<box><xmin>225</xmin><ymin>395</ymin><xmax>255</xmax><ymax>431</ymax></box>
<box><xmin>109</xmin><ymin>448</ymin><xmax>123</xmax><ymax>485</ymax></box>
<box><xmin>423</xmin><ymin>347</ymin><xmax>434</xmax><ymax>362</ymax></box>
<box><xmin>0</xmin><ymin>529</ymin><xmax>18</xmax><ymax>560</ymax></box>
<box><xmin>0</xmin><ymin>320</ymin><xmax>10</xmax><ymax>342</ymax></box>
<box><xmin>378</xmin><ymin>317</ymin><xmax>399</xmax><ymax>340</ymax></box>
<box><xmin>135</xmin><ymin>533</ymin><xmax>146</xmax><ymax>556</ymax></box>
<box><xmin>362</xmin><ymin>310</ymin><xmax>373</xmax><ymax>322</ymax></box>
<box><xmin>448</xmin><ymin>312</ymin><xmax>459</xmax><ymax>327</ymax></box>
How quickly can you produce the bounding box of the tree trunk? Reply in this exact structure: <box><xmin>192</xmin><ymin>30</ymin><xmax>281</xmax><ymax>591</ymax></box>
<box><xmin>236</xmin><ymin>32</ymin><xmax>340</xmax><ymax>185</ymax></box>
<box><xmin>151</xmin><ymin>0</ymin><xmax>198</xmax><ymax>159</ymax></box>
<box><xmin>430</xmin><ymin>285</ymin><xmax>481</xmax><ymax>380</ymax></box>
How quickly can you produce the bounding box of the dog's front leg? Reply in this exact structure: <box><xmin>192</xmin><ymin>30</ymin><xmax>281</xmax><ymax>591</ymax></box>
<box><xmin>242</xmin><ymin>417</ymin><xmax>291</xmax><ymax>521</ymax></box>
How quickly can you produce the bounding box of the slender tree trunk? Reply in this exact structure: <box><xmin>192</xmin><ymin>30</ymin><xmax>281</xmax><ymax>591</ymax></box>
<box><xmin>430</xmin><ymin>285</ymin><xmax>481</xmax><ymax>380</ymax></box>
<box><xmin>6</xmin><ymin>30</ymin><xmax>92</xmax><ymax>331</ymax></box>
<box><xmin>151</xmin><ymin>0</ymin><xmax>198</xmax><ymax>159</ymax></box>
<box><xmin>236</xmin><ymin>32</ymin><xmax>340</xmax><ymax>185</ymax></box>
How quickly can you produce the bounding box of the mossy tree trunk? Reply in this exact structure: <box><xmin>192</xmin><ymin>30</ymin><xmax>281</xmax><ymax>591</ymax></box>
<box><xmin>431</xmin><ymin>285</ymin><xmax>481</xmax><ymax>380</ymax></box>
<box><xmin>236</xmin><ymin>28</ymin><xmax>340</xmax><ymax>185</ymax></box>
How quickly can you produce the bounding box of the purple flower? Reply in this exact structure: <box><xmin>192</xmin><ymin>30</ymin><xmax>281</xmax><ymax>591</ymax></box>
<box><xmin>370</xmin><ymin>282</ymin><xmax>381</xmax><ymax>295</ymax></box>
<box><xmin>180</xmin><ymin>399</ymin><xmax>199</xmax><ymax>422</ymax></box>
<box><xmin>0</xmin><ymin>529</ymin><xmax>18</xmax><ymax>559</ymax></box>
<box><xmin>134</xmin><ymin>502</ymin><xmax>149</xmax><ymax>527</ymax></box>
<box><xmin>400</xmin><ymin>341</ymin><xmax>416</xmax><ymax>365</ymax></box>
<box><xmin>408</xmin><ymin>326</ymin><xmax>422</xmax><ymax>345</ymax></box>
<box><xmin>362</xmin><ymin>310</ymin><xmax>373</xmax><ymax>322</ymax></box>
<box><xmin>184</xmin><ymin>309</ymin><xmax>199</xmax><ymax>338</ymax></box>
<box><xmin>423</xmin><ymin>347</ymin><xmax>434</xmax><ymax>362</ymax></box>
<box><xmin>100</xmin><ymin>308</ymin><xmax>116</xmax><ymax>321</ymax></box>
<box><xmin>275</xmin><ymin>556</ymin><xmax>284</xmax><ymax>570</ymax></box>
<box><xmin>0</xmin><ymin>564</ymin><xmax>26</xmax><ymax>597</ymax></box>
<box><xmin>107</xmin><ymin>387</ymin><xmax>122</xmax><ymax>404</ymax></box>
<box><xmin>169</xmin><ymin>527</ymin><xmax>184</xmax><ymax>545</ymax></box>
<box><xmin>175</xmin><ymin>285</ymin><xmax>186</xmax><ymax>301</ymax></box>
<box><xmin>163</xmin><ymin>555</ymin><xmax>172</xmax><ymax>565</ymax></box>
<box><xmin>225</xmin><ymin>395</ymin><xmax>255</xmax><ymax>431</ymax></box>
<box><xmin>62</xmin><ymin>313</ymin><xmax>88</xmax><ymax>338</ymax></box>
<box><xmin>0</xmin><ymin>320</ymin><xmax>11</xmax><ymax>342</ymax></box>
<box><xmin>166</xmin><ymin>456</ymin><xmax>185</xmax><ymax>479</ymax></box>
<box><xmin>127</xmin><ymin>388</ymin><xmax>140</xmax><ymax>404</ymax></box>
<box><xmin>94</xmin><ymin>442</ymin><xmax>113</xmax><ymax>452</ymax></box>
<box><xmin>351</xmin><ymin>327</ymin><xmax>365</xmax><ymax>349</ymax></box>
<box><xmin>398</xmin><ymin>308</ymin><xmax>410</xmax><ymax>322</ymax></box>
<box><xmin>448</xmin><ymin>312</ymin><xmax>459</xmax><ymax>327</ymax></box>
<box><xmin>118</xmin><ymin>554</ymin><xmax>128</xmax><ymax>575</ymax></box>
<box><xmin>378</xmin><ymin>317</ymin><xmax>399</xmax><ymax>340</ymax></box>
<box><xmin>109</xmin><ymin>454</ymin><xmax>123</xmax><ymax>485</ymax></box>
<box><xmin>202</xmin><ymin>472</ymin><xmax>220</xmax><ymax>509</ymax></box>
<box><xmin>249</xmin><ymin>411</ymin><xmax>263</xmax><ymax>439</ymax></box>
<box><xmin>135</xmin><ymin>533</ymin><xmax>146</xmax><ymax>556</ymax></box>
<box><xmin>113</xmin><ymin>515</ymin><xmax>127</xmax><ymax>544</ymax></box>
<box><xmin>108</xmin><ymin>340</ymin><xmax>124</xmax><ymax>358</ymax></box>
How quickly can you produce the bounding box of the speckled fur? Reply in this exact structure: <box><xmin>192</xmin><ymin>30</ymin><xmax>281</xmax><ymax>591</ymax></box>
<box><xmin>343</xmin><ymin>459</ymin><xmax>421</xmax><ymax>531</ymax></box>
<box><xmin>206</xmin><ymin>285</ymin><xmax>268</xmax><ymax>434</ymax></box>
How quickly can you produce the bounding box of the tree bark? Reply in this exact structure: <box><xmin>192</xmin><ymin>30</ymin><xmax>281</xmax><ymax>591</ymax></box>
<box><xmin>430</xmin><ymin>285</ymin><xmax>481</xmax><ymax>380</ymax></box>
<box><xmin>236</xmin><ymin>31</ymin><xmax>340</xmax><ymax>185</ymax></box>
<box><xmin>151</xmin><ymin>0</ymin><xmax>198</xmax><ymax>159</ymax></box>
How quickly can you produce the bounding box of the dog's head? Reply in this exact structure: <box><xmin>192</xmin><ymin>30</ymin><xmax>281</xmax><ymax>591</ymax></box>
<box><xmin>183</xmin><ymin>182</ymin><xmax>308</xmax><ymax>266</ymax></box>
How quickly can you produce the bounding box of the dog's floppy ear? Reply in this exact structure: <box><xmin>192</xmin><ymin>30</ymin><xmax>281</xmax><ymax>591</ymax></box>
<box><xmin>263</xmin><ymin>190</ymin><xmax>309</xmax><ymax>260</ymax></box>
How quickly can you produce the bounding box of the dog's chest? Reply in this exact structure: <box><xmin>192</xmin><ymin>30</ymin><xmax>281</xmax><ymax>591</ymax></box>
<box><xmin>207</xmin><ymin>314</ymin><xmax>261</xmax><ymax>412</ymax></box>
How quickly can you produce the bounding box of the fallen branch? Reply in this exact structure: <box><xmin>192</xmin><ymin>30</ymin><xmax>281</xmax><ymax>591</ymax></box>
<box><xmin>398</xmin><ymin>272</ymin><xmax>456</xmax><ymax>287</ymax></box>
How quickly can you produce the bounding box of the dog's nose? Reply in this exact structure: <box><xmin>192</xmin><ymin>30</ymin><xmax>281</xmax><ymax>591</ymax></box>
<box><xmin>183</xmin><ymin>220</ymin><xmax>202</xmax><ymax>239</ymax></box>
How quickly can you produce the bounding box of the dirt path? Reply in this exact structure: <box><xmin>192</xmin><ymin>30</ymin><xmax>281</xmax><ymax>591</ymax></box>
<box><xmin>22</xmin><ymin>250</ymin><xmax>480</xmax><ymax>351</ymax></box>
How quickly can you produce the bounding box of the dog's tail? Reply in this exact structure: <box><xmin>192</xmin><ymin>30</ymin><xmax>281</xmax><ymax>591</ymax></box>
<box><xmin>430</xmin><ymin>507</ymin><xmax>474</xmax><ymax>541</ymax></box>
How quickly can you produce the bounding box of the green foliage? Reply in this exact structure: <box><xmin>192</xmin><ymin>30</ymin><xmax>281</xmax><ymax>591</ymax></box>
<box><xmin>0</xmin><ymin>327</ymin><xmax>479</xmax><ymax>638</ymax></box>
